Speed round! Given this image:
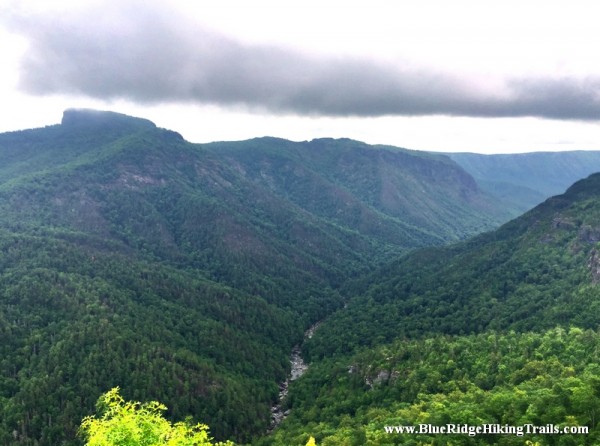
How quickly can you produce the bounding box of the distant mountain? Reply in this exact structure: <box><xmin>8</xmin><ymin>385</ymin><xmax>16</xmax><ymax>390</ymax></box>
<box><xmin>307</xmin><ymin>171</ymin><xmax>600</xmax><ymax>357</ymax></box>
<box><xmin>0</xmin><ymin>110</ymin><xmax>511</xmax><ymax>301</ymax></box>
<box><xmin>0</xmin><ymin>109</ymin><xmax>511</xmax><ymax>445</ymax></box>
<box><xmin>202</xmin><ymin>137</ymin><xmax>509</xmax><ymax>255</ymax></box>
<box><xmin>447</xmin><ymin>150</ymin><xmax>600</xmax><ymax>216</ymax></box>
<box><xmin>6</xmin><ymin>110</ymin><xmax>600</xmax><ymax>445</ymax></box>
<box><xmin>267</xmin><ymin>173</ymin><xmax>600</xmax><ymax>445</ymax></box>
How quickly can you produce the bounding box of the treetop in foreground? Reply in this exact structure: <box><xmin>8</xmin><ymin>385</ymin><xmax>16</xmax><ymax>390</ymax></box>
<box><xmin>80</xmin><ymin>388</ymin><xmax>234</xmax><ymax>446</ymax></box>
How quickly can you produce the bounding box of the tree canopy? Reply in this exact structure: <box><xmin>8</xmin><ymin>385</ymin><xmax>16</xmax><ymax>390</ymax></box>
<box><xmin>80</xmin><ymin>388</ymin><xmax>234</xmax><ymax>446</ymax></box>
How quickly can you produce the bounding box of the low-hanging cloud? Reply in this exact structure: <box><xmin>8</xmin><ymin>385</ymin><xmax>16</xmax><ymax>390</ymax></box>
<box><xmin>7</xmin><ymin>2</ymin><xmax>600</xmax><ymax>120</ymax></box>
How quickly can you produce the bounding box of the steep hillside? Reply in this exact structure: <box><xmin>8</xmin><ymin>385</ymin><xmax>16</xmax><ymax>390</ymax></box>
<box><xmin>265</xmin><ymin>173</ymin><xmax>600</xmax><ymax>445</ymax></box>
<box><xmin>307</xmin><ymin>172</ymin><xmax>600</xmax><ymax>358</ymax></box>
<box><xmin>204</xmin><ymin>138</ymin><xmax>507</xmax><ymax>250</ymax></box>
<box><xmin>0</xmin><ymin>231</ymin><xmax>299</xmax><ymax>444</ymax></box>
<box><xmin>0</xmin><ymin>109</ymin><xmax>509</xmax><ymax>445</ymax></box>
<box><xmin>267</xmin><ymin>328</ymin><xmax>600</xmax><ymax>445</ymax></box>
<box><xmin>448</xmin><ymin>150</ymin><xmax>600</xmax><ymax>215</ymax></box>
<box><xmin>0</xmin><ymin>110</ymin><xmax>510</xmax><ymax>308</ymax></box>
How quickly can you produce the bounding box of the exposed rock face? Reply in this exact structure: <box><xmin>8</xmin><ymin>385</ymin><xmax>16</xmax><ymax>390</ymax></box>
<box><xmin>551</xmin><ymin>214</ymin><xmax>576</xmax><ymax>230</ymax></box>
<box><xmin>579</xmin><ymin>225</ymin><xmax>600</xmax><ymax>243</ymax></box>
<box><xmin>365</xmin><ymin>370</ymin><xmax>390</xmax><ymax>388</ymax></box>
<box><xmin>588</xmin><ymin>248</ymin><xmax>600</xmax><ymax>284</ymax></box>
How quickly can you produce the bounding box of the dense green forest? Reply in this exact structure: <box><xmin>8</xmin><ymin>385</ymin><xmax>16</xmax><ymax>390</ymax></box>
<box><xmin>267</xmin><ymin>328</ymin><xmax>599</xmax><ymax>445</ymax></box>
<box><xmin>266</xmin><ymin>173</ymin><xmax>600</xmax><ymax>445</ymax></box>
<box><xmin>0</xmin><ymin>228</ymin><xmax>302</xmax><ymax>443</ymax></box>
<box><xmin>2</xmin><ymin>109</ymin><xmax>600</xmax><ymax>445</ymax></box>
<box><xmin>304</xmin><ymin>173</ymin><xmax>600</xmax><ymax>358</ymax></box>
<box><xmin>0</xmin><ymin>110</ymin><xmax>517</xmax><ymax>445</ymax></box>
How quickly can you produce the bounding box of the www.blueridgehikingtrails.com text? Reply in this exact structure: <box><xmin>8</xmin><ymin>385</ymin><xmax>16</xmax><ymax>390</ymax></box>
<box><xmin>384</xmin><ymin>424</ymin><xmax>588</xmax><ymax>437</ymax></box>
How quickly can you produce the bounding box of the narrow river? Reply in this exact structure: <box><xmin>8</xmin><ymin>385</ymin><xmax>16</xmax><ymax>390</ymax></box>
<box><xmin>269</xmin><ymin>322</ymin><xmax>320</xmax><ymax>431</ymax></box>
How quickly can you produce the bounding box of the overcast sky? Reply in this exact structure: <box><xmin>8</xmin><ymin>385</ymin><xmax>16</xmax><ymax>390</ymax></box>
<box><xmin>1</xmin><ymin>0</ymin><xmax>600</xmax><ymax>153</ymax></box>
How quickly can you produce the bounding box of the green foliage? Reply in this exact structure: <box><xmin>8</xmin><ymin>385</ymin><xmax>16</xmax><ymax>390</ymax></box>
<box><xmin>306</xmin><ymin>174</ymin><xmax>600</xmax><ymax>359</ymax></box>
<box><xmin>204</xmin><ymin>136</ymin><xmax>507</xmax><ymax>248</ymax></box>
<box><xmin>0</xmin><ymin>229</ymin><xmax>300</xmax><ymax>444</ymax></box>
<box><xmin>305</xmin><ymin>436</ymin><xmax>317</xmax><ymax>446</ymax></box>
<box><xmin>3</xmin><ymin>110</ymin><xmax>600</xmax><ymax>446</ymax></box>
<box><xmin>0</xmin><ymin>110</ymin><xmax>518</xmax><ymax>444</ymax></box>
<box><xmin>80</xmin><ymin>388</ymin><xmax>234</xmax><ymax>446</ymax></box>
<box><xmin>266</xmin><ymin>173</ymin><xmax>600</xmax><ymax>445</ymax></box>
<box><xmin>271</xmin><ymin>328</ymin><xmax>600</xmax><ymax>445</ymax></box>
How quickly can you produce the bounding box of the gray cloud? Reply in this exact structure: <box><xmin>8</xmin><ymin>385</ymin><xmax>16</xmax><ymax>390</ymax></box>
<box><xmin>8</xmin><ymin>2</ymin><xmax>600</xmax><ymax>120</ymax></box>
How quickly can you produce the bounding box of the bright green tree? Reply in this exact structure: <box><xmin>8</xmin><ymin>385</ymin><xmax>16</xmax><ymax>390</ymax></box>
<box><xmin>79</xmin><ymin>388</ymin><xmax>234</xmax><ymax>446</ymax></box>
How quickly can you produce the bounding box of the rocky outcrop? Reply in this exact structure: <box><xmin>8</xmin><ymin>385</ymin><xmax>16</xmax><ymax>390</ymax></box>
<box><xmin>269</xmin><ymin>323</ymin><xmax>319</xmax><ymax>431</ymax></box>
<box><xmin>589</xmin><ymin>248</ymin><xmax>600</xmax><ymax>284</ymax></box>
<box><xmin>579</xmin><ymin>225</ymin><xmax>600</xmax><ymax>243</ymax></box>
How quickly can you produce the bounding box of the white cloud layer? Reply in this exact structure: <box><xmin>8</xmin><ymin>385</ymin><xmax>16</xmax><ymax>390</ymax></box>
<box><xmin>7</xmin><ymin>0</ymin><xmax>600</xmax><ymax>120</ymax></box>
<box><xmin>2</xmin><ymin>0</ymin><xmax>600</xmax><ymax>152</ymax></box>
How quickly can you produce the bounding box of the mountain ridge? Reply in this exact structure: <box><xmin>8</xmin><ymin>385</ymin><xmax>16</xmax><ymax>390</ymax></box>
<box><xmin>0</xmin><ymin>109</ymin><xmax>512</xmax><ymax>444</ymax></box>
<box><xmin>447</xmin><ymin>150</ymin><xmax>600</xmax><ymax>215</ymax></box>
<box><xmin>266</xmin><ymin>174</ymin><xmax>600</xmax><ymax>445</ymax></box>
<box><xmin>3</xmin><ymin>109</ymin><xmax>600</xmax><ymax>444</ymax></box>
<box><xmin>305</xmin><ymin>170</ymin><xmax>600</xmax><ymax>358</ymax></box>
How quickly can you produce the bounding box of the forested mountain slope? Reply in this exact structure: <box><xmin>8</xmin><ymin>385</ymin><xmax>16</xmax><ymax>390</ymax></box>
<box><xmin>307</xmin><ymin>172</ymin><xmax>600</xmax><ymax>358</ymax></box>
<box><xmin>0</xmin><ymin>109</ymin><xmax>510</xmax><ymax>445</ymax></box>
<box><xmin>266</xmin><ymin>172</ymin><xmax>600</xmax><ymax>445</ymax></box>
<box><xmin>5</xmin><ymin>109</ymin><xmax>600</xmax><ymax>445</ymax></box>
<box><xmin>448</xmin><ymin>150</ymin><xmax>600</xmax><ymax>216</ymax></box>
<box><xmin>268</xmin><ymin>328</ymin><xmax>600</xmax><ymax>445</ymax></box>
<box><xmin>0</xmin><ymin>110</ymin><xmax>509</xmax><ymax>290</ymax></box>
<box><xmin>203</xmin><ymin>137</ymin><xmax>508</xmax><ymax>251</ymax></box>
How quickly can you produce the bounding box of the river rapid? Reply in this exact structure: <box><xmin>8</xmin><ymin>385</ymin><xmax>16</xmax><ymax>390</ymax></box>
<box><xmin>269</xmin><ymin>322</ymin><xmax>320</xmax><ymax>431</ymax></box>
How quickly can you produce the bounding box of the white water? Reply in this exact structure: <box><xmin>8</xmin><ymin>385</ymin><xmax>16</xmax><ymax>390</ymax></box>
<box><xmin>269</xmin><ymin>322</ymin><xmax>320</xmax><ymax>431</ymax></box>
